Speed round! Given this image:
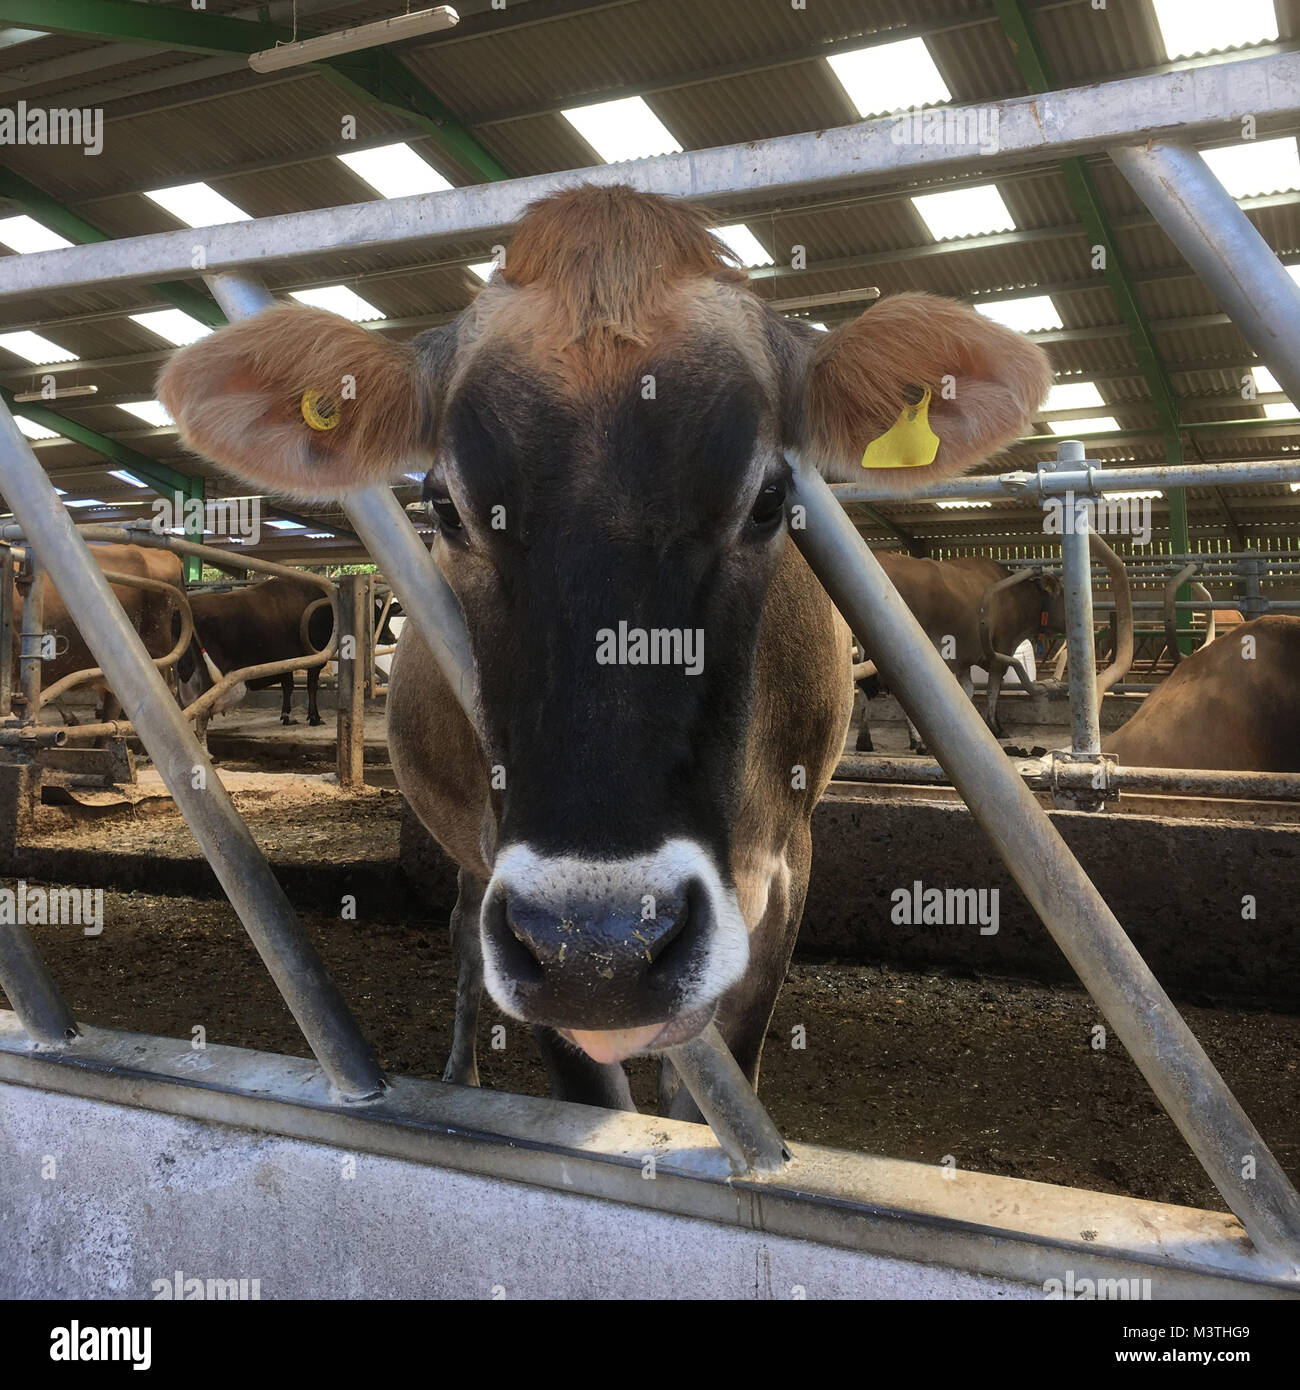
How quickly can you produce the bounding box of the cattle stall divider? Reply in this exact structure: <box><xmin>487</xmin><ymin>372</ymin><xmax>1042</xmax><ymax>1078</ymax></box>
<box><xmin>2</xmin><ymin>54</ymin><xmax>1299</xmax><ymax>1295</ymax></box>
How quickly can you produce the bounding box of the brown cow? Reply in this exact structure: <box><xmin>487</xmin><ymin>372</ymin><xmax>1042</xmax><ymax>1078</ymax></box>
<box><xmin>855</xmin><ymin>553</ymin><xmax>1064</xmax><ymax>751</ymax></box>
<box><xmin>1105</xmin><ymin>614</ymin><xmax>1300</xmax><ymax>772</ymax></box>
<box><xmin>9</xmin><ymin>542</ymin><xmax>184</xmax><ymax>722</ymax></box>
<box><xmin>175</xmin><ymin>576</ymin><xmax>334</xmax><ymax>726</ymax></box>
<box><xmin>157</xmin><ymin>185</ymin><xmax>1049</xmax><ymax>1116</ymax></box>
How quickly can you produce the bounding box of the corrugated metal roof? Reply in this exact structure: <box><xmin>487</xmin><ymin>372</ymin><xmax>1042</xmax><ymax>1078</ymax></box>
<box><xmin>0</xmin><ymin>0</ymin><xmax>1298</xmax><ymax>558</ymax></box>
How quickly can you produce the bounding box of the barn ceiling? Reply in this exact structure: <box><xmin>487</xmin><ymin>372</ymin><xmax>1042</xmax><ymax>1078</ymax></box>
<box><xmin>1</xmin><ymin>0</ymin><xmax>1299</xmax><ymax>561</ymax></box>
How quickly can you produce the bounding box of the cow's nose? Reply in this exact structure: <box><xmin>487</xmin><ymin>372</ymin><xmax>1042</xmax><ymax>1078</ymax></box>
<box><xmin>481</xmin><ymin>879</ymin><xmax>711</xmax><ymax>1031</ymax></box>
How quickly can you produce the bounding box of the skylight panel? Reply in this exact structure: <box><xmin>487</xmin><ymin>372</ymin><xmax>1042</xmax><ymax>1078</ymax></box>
<box><xmin>561</xmin><ymin>97</ymin><xmax>682</xmax><ymax>163</ymax></box>
<box><xmin>826</xmin><ymin>38</ymin><xmax>951</xmax><ymax>118</ymax></box>
<box><xmin>911</xmin><ymin>185</ymin><xmax>1016</xmax><ymax>241</ymax></box>
<box><xmin>1048</xmin><ymin>416</ymin><xmax>1119</xmax><ymax>435</ymax></box>
<box><xmin>468</xmin><ymin>261</ymin><xmax>499</xmax><ymax>282</ymax></box>
<box><xmin>108</xmin><ymin>469</ymin><xmax>149</xmax><ymax>488</ymax></box>
<box><xmin>129</xmin><ymin>310</ymin><xmax>213</xmax><ymax>346</ymax></box>
<box><xmin>934</xmin><ymin>500</ymin><xmax>992</xmax><ymax>509</ymax></box>
<box><xmin>63</xmin><ymin>498</ymin><xmax>106</xmax><ymax>508</ymax></box>
<box><xmin>975</xmin><ymin>296</ymin><xmax>1063</xmax><ymax>333</ymax></box>
<box><xmin>1200</xmin><ymin>137</ymin><xmax>1300</xmax><ymax>199</ymax></box>
<box><xmin>711</xmin><ymin>224</ymin><xmax>773</xmax><ymax>267</ymax></box>
<box><xmin>117</xmin><ymin>400</ymin><xmax>173</xmax><ymax>428</ymax></box>
<box><xmin>1290</xmin><ymin>267</ymin><xmax>1300</xmax><ymax>290</ymax></box>
<box><xmin>1252</xmin><ymin>366</ymin><xmax>1282</xmax><ymax>395</ymax></box>
<box><xmin>14</xmin><ymin>416</ymin><xmax>58</xmax><ymax>440</ymax></box>
<box><xmin>290</xmin><ymin>286</ymin><xmax>385</xmax><ymax>322</ymax></box>
<box><xmin>1263</xmin><ymin>401</ymin><xmax>1297</xmax><ymax>419</ymax></box>
<box><xmin>0</xmin><ymin>215</ymin><xmax>73</xmax><ymax>253</ymax></box>
<box><xmin>266</xmin><ymin>519</ymin><xmax>308</xmax><ymax>530</ymax></box>
<box><xmin>143</xmin><ymin>182</ymin><xmax>250</xmax><ymax>228</ymax></box>
<box><xmin>1102</xmin><ymin>490</ymin><xmax>1162</xmax><ymax>501</ymax></box>
<box><xmin>1151</xmin><ymin>0</ymin><xmax>1278</xmax><ymax>60</ymax></box>
<box><xmin>337</xmin><ymin>143</ymin><xmax>452</xmax><ymax>198</ymax></box>
<box><xmin>1045</xmin><ymin>381</ymin><xmax>1105</xmax><ymax>412</ymax></box>
<box><xmin>0</xmin><ymin>330</ymin><xmax>78</xmax><ymax>363</ymax></box>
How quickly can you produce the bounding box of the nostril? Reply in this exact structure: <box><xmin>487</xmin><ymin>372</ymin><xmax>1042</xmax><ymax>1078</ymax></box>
<box><xmin>641</xmin><ymin>878</ymin><xmax>706</xmax><ymax>976</ymax></box>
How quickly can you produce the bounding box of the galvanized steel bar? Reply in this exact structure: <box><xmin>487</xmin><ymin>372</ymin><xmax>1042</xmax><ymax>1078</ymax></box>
<box><xmin>789</xmin><ymin>456</ymin><xmax>1300</xmax><ymax>1263</ymax></box>
<box><xmin>336</xmin><ymin>574</ymin><xmax>365</xmax><ymax>790</ymax></box>
<box><xmin>0</xmin><ymin>401</ymin><xmax>385</xmax><ymax>1101</ymax></box>
<box><xmin>16</xmin><ymin>555</ymin><xmax>44</xmax><ymax>722</ymax></box>
<box><xmin>0</xmin><ymin>912</ymin><xmax>79</xmax><ymax>1048</ymax></box>
<box><xmin>1056</xmin><ymin>443</ymin><xmax>1102</xmax><ymax>755</ymax></box>
<box><xmin>3</xmin><ymin>54</ymin><xmax>1299</xmax><ymax>299</ymax></box>
<box><xmin>0</xmin><ymin>546</ymin><xmax>12</xmax><ymax>720</ymax></box>
<box><xmin>1110</xmin><ymin>141</ymin><xmax>1300</xmax><ymax>405</ymax></box>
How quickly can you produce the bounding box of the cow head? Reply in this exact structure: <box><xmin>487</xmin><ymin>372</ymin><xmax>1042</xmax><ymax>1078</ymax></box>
<box><xmin>158</xmin><ymin>185</ymin><xmax>1049</xmax><ymax>1061</ymax></box>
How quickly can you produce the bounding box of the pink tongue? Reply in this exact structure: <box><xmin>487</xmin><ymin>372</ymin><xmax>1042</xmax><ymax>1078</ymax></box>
<box><xmin>568</xmin><ymin>1024</ymin><xmax>664</xmax><ymax>1064</ymax></box>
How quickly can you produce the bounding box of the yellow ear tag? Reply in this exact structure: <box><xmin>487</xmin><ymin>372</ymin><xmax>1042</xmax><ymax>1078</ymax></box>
<box><xmin>859</xmin><ymin>386</ymin><xmax>940</xmax><ymax>469</ymax></box>
<box><xmin>300</xmin><ymin>389</ymin><xmax>341</xmax><ymax>431</ymax></box>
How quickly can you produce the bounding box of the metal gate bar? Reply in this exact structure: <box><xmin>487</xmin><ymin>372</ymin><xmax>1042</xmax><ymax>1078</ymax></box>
<box><xmin>3</xmin><ymin>53</ymin><xmax>1297</xmax><ymax>301</ymax></box>
<box><xmin>1110</xmin><ymin>142</ymin><xmax>1300</xmax><ymax>404</ymax></box>
<box><xmin>788</xmin><ymin>458</ymin><xmax>1300</xmax><ymax>1264</ymax></box>
<box><xmin>0</xmin><ymin>405</ymin><xmax>385</xmax><ymax>1102</ymax></box>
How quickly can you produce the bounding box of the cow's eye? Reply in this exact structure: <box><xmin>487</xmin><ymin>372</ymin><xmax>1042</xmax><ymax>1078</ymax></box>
<box><xmin>751</xmin><ymin>478</ymin><xmax>787</xmax><ymax>530</ymax></box>
<box><xmin>430</xmin><ymin>496</ymin><xmax>463</xmax><ymax>532</ymax></box>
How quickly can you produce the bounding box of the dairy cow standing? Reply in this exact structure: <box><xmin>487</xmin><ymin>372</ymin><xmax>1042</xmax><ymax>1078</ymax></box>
<box><xmin>158</xmin><ymin>186</ymin><xmax>1049</xmax><ymax>1116</ymax></box>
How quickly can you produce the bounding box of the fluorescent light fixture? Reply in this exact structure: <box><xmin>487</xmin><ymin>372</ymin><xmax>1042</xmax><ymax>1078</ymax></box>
<box><xmin>826</xmin><ymin>38</ymin><xmax>950</xmax><ymax>117</ymax></box>
<box><xmin>711</xmin><ymin>224</ymin><xmax>773</xmax><ymax>267</ymax></box>
<box><xmin>1045</xmin><ymin>381</ymin><xmax>1105</xmax><ymax>412</ymax></box>
<box><xmin>468</xmin><ymin>260</ymin><xmax>499</xmax><ymax>282</ymax></box>
<box><xmin>63</xmin><ymin>498</ymin><xmax>106</xmax><ymax>508</ymax></box>
<box><xmin>1252</xmin><ymin>366</ymin><xmax>1282</xmax><ymax>395</ymax></box>
<box><xmin>1151</xmin><ymin>0</ymin><xmax>1277</xmax><ymax>59</ymax></box>
<box><xmin>266</xmin><ymin>519</ymin><xmax>308</xmax><ymax>530</ymax></box>
<box><xmin>1048</xmin><ymin>416</ymin><xmax>1119</xmax><ymax>435</ymax></box>
<box><xmin>144</xmin><ymin>182</ymin><xmax>250</xmax><ymax>228</ymax></box>
<box><xmin>290</xmin><ymin>286</ymin><xmax>385</xmax><ymax>322</ymax></box>
<box><xmin>338</xmin><ymin>143</ymin><xmax>452</xmax><ymax>198</ymax></box>
<box><xmin>117</xmin><ymin>400</ymin><xmax>173</xmax><ymax>427</ymax></box>
<box><xmin>108</xmin><ymin>469</ymin><xmax>149</xmax><ymax>488</ymax></box>
<box><xmin>249</xmin><ymin>6</ymin><xmax>458</xmax><ymax>73</ymax></box>
<box><xmin>912</xmin><ymin>185</ymin><xmax>1016</xmax><ymax>240</ymax></box>
<box><xmin>0</xmin><ymin>330</ymin><xmax>78</xmax><ymax>363</ymax></box>
<box><xmin>129</xmin><ymin>309</ymin><xmax>213</xmax><ymax>345</ymax></box>
<box><xmin>1262</xmin><ymin>401</ymin><xmax>1298</xmax><ymax>419</ymax></box>
<box><xmin>0</xmin><ymin>214</ymin><xmax>73</xmax><ymax>253</ymax></box>
<box><xmin>975</xmin><ymin>296</ymin><xmax>1063</xmax><ymax>332</ymax></box>
<box><xmin>934</xmin><ymin>500</ymin><xmax>992</xmax><ymax>509</ymax></box>
<box><xmin>12</xmin><ymin>384</ymin><xmax>97</xmax><ymax>402</ymax></box>
<box><xmin>562</xmin><ymin>97</ymin><xmax>681</xmax><ymax>162</ymax></box>
<box><xmin>1201</xmin><ymin>137</ymin><xmax>1300</xmax><ymax>199</ymax></box>
<box><xmin>14</xmin><ymin>416</ymin><xmax>58</xmax><ymax>440</ymax></box>
<box><xmin>1102</xmin><ymin>490</ymin><xmax>1162</xmax><ymax>501</ymax></box>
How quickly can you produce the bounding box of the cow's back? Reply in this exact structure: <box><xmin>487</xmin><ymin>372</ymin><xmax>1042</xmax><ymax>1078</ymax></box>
<box><xmin>190</xmin><ymin>577</ymin><xmax>326</xmax><ymax>672</ymax></box>
<box><xmin>872</xmin><ymin>552</ymin><xmax>1006</xmax><ymax>666</ymax></box>
<box><xmin>1105</xmin><ymin>614</ymin><xmax>1300</xmax><ymax>772</ymax></box>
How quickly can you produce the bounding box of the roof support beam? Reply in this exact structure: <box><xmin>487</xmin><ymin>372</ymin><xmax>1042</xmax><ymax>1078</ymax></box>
<box><xmin>993</xmin><ymin>0</ymin><xmax>1181</xmax><ymax>440</ymax></box>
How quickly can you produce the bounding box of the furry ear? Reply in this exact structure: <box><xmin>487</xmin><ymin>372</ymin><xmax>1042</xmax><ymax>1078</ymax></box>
<box><xmin>799</xmin><ymin>292</ymin><xmax>1052</xmax><ymax>490</ymax></box>
<box><xmin>157</xmin><ymin>305</ymin><xmax>432</xmax><ymax>499</ymax></box>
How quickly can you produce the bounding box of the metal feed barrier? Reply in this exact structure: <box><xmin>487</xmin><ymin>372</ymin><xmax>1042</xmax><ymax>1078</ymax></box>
<box><xmin>2</xmin><ymin>55</ymin><xmax>1300</xmax><ymax>1292</ymax></box>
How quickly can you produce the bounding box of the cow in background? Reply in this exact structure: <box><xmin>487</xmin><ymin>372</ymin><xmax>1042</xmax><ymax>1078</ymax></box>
<box><xmin>1105</xmin><ymin>614</ymin><xmax>1299</xmax><ymax>772</ymax></box>
<box><xmin>9</xmin><ymin>542</ymin><xmax>184</xmax><ymax>723</ymax></box>
<box><xmin>176</xmin><ymin>575</ymin><xmax>333</xmax><ymax>726</ymax></box>
<box><xmin>157</xmin><ymin>184</ymin><xmax>1050</xmax><ymax>1115</ymax></box>
<box><xmin>854</xmin><ymin>553</ymin><xmax>1065</xmax><ymax>752</ymax></box>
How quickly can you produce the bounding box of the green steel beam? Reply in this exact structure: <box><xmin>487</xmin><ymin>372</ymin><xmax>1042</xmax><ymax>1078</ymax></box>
<box><xmin>0</xmin><ymin>168</ymin><xmax>226</xmax><ymax>327</ymax></box>
<box><xmin>0</xmin><ymin>0</ymin><xmax>511</xmax><ymax>182</ymax></box>
<box><xmin>993</xmin><ymin>0</ymin><xmax>1182</xmax><ymax>439</ymax></box>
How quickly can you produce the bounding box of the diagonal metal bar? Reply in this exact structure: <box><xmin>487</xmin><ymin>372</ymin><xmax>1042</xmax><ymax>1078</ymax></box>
<box><xmin>0</xmin><ymin>400</ymin><xmax>386</xmax><ymax>1100</ymax></box>
<box><xmin>788</xmin><ymin>456</ymin><xmax>1300</xmax><ymax>1263</ymax></box>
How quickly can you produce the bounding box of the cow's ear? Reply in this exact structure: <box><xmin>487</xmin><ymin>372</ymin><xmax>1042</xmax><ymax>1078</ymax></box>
<box><xmin>798</xmin><ymin>292</ymin><xmax>1051</xmax><ymax>490</ymax></box>
<box><xmin>156</xmin><ymin>305</ymin><xmax>432</xmax><ymax>498</ymax></box>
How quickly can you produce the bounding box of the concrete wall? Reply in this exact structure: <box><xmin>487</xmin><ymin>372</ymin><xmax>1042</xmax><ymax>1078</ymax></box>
<box><xmin>0</xmin><ymin>1082</ymin><xmax>1035</xmax><ymax>1300</ymax></box>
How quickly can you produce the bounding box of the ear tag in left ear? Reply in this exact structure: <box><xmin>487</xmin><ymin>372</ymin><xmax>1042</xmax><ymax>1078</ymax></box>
<box><xmin>301</xmin><ymin>389</ymin><xmax>341</xmax><ymax>431</ymax></box>
<box><xmin>860</xmin><ymin>386</ymin><xmax>940</xmax><ymax>469</ymax></box>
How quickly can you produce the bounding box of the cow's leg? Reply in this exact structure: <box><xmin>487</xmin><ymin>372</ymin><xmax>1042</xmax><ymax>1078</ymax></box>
<box><xmin>279</xmin><ymin>673</ymin><xmax>294</xmax><ymax>725</ymax></box>
<box><xmin>986</xmin><ymin>662</ymin><xmax>1006</xmax><ymax>737</ymax></box>
<box><xmin>959</xmin><ymin>667</ymin><xmax>975</xmax><ymax>701</ymax></box>
<box><xmin>441</xmin><ymin>869</ymin><xmax>486</xmax><ymax>1087</ymax></box>
<box><xmin>531</xmin><ymin>1027</ymin><xmax>637</xmax><ymax>1112</ymax></box>
<box><xmin>307</xmin><ymin>666</ymin><xmax>322</xmax><ymax>726</ymax></box>
<box><xmin>853</xmin><ymin>718</ymin><xmax>874</xmax><ymax>753</ymax></box>
<box><xmin>660</xmin><ymin>828</ymin><xmax>810</xmax><ymax>1125</ymax></box>
<box><xmin>907</xmin><ymin>712</ymin><xmax>926</xmax><ymax>754</ymax></box>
